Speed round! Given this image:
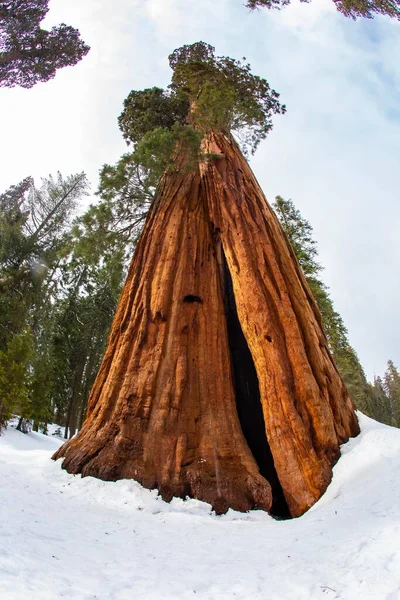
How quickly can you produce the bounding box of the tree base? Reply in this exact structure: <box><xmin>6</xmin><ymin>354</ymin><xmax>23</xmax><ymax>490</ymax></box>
<box><xmin>53</xmin><ymin>131</ymin><xmax>359</xmax><ymax>518</ymax></box>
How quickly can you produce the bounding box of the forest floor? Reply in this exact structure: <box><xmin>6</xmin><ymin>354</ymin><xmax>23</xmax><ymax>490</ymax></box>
<box><xmin>0</xmin><ymin>413</ymin><xmax>399</xmax><ymax>600</ymax></box>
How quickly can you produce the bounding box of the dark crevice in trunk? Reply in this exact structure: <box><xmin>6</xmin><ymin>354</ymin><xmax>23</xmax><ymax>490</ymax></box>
<box><xmin>221</xmin><ymin>249</ymin><xmax>290</xmax><ymax>519</ymax></box>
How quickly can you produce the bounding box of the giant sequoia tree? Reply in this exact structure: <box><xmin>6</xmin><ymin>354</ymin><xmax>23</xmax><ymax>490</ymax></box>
<box><xmin>54</xmin><ymin>42</ymin><xmax>359</xmax><ymax>518</ymax></box>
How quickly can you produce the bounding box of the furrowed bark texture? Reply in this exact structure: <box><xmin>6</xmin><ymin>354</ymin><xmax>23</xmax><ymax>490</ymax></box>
<box><xmin>200</xmin><ymin>132</ymin><xmax>359</xmax><ymax>515</ymax></box>
<box><xmin>53</xmin><ymin>157</ymin><xmax>273</xmax><ymax>515</ymax></box>
<box><xmin>53</xmin><ymin>131</ymin><xmax>359</xmax><ymax>517</ymax></box>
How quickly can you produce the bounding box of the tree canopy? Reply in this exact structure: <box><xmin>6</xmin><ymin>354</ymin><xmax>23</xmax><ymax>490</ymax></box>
<box><xmin>118</xmin><ymin>41</ymin><xmax>285</xmax><ymax>177</ymax></box>
<box><xmin>0</xmin><ymin>0</ymin><xmax>89</xmax><ymax>88</ymax></box>
<box><xmin>246</xmin><ymin>0</ymin><xmax>400</xmax><ymax>20</ymax></box>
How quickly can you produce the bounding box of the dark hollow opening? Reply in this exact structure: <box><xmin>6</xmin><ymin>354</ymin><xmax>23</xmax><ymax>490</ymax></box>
<box><xmin>183</xmin><ymin>295</ymin><xmax>203</xmax><ymax>304</ymax></box>
<box><xmin>221</xmin><ymin>251</ymin><xmax>290</xmax><ymax>519</ymax></box>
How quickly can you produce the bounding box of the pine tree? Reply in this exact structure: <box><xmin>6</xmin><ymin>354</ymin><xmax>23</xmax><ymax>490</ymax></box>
<box><xmin>383</xmin><ymin>361</ymin><xmax>400</xmax><ymax>427</ymax></box>
<box><xmin>369</xmin><ymin>376</ymin><xmax>392</xmax><ymax>426</ymax></box>
<box><xmin>51</xmin><ymin>253</ymin><xmax>123</xmax><ymax>438</ymax></box>
<box><xmin>0</xmin><ymin>330</ymin><xmax>33</xmax><ymax>431</ymax></box>
<box><xmin>0</xmin><ymin>173</ymin><xmax>89</xmax><ymax>432</ymax></box>
<box><xmin>78</xmin><ymin>155</ymin><xmax>155</xmax><ymax>269</ymax></box>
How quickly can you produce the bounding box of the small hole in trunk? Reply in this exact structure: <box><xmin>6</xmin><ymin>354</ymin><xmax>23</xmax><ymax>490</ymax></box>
<box><xmin>183</xmin><ymin>295</ymin><xmax>203</xmax><ymax>304</ymax></box>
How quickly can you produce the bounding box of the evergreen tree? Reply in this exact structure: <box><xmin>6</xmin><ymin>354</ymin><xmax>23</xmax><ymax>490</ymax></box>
<box><xmin>0</xmin><ymin>0</ymin><xmax>89</xmax><ymax>88</ymax></box>
<box><xmin>0</xmin><ymin>173</ymin><xmax>89</xmax><ymax>432</ymax></box>
<box><xmin>0</xmin><ymin>177</ymin><xmax>34</xmax><ymax>347</ymax></box>
<box><xmin>51</xmin><ymin>248</ymin><xmax>124</xmax><ymax>438</ymax></box>
<box><xmin>246</xmin><ymin>0</ymin><xmax>400</xmax><ymax>21</ymax></box>
<box><xmin>0</xmin><ymin>162</ymin><xmax>148</xmax><ymax>434</ymax></box>
<box><xmin>383</xmin><ymin>360</ymin><xmax>400</xmax><ymax>427</ymax></box>
<box><xmin>79</xmin><ymin>155</ymin><xmax>155</xmax><ymax>268</ymax></box>
<box><xmin>369</xmin><ymin>376</ymin><xmax>392</xmax><ymax>426</ymax></box>
<box><xmin>0</xmin><ymin>330</ymin><xmax>33</xmax><ymax>431</ymax></box>
<box><xmin>273</xmin><ymin>196</ymin><xmax>374</xmax><ymax>417</ymax></box>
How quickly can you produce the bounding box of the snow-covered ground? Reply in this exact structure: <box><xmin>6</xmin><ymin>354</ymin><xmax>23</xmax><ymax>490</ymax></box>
<box><xmin>0</xmin><ymin>413</ymin><xmax>399</xmax><ymax>600</ymax></box>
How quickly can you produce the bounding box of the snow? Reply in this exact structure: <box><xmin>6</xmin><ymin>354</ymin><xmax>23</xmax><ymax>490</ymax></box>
<box><xmin>1</xmin><ymin>413</ymin><xmax>400</xmax><ymax>600</ymax></box>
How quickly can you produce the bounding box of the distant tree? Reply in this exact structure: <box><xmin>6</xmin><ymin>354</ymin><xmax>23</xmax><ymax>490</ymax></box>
<box><xmin>84</xmin><ymin>154</ymin><xmax>156</xmax><ymax>266</ymax></box>
<box><xmin>0</xmin><ymin>172</ymin><xmax>88</xmax><ymax>343</ymax></box>
<box><xmin>0</xmin><ymin>160</ymin><xmax>152</xmax><ymax>435</ymax></box>
<box><xmin>0</xmin><ymin>0</ymin><xmax>89</xmax><ymax>88</ymax></box>
<box><xmin>246</xmin><ymin>0</ymin><xmax>400</xmax><ymax>20</ymax></box>
<box><xmin>0</xmin><ymin>330</ymin><xmax>33</xmax><ymax>432</ymax></box>
<box><xmin>0</xmin><ymin>172</ymin><xmax>89</xmax><ymax>433</ymax></box>
<box><xmin>369</xmin><ymin>376</ymin><xmax>392</xmax><ymax>425</ymax></box>
<box><xmin>383</xmin><ymin>360</ymin><xmax>400</xmax><ymax>427</ymax></box>
<box><xmin>39</xmin><ymin>146</ymin><xmax>160</xmax><ymax>436</ymax></box>
<box><xmin>0</xmin><ymin>177</ymin><xmax>33</xmax><ymax>348</ymax></box>
<box><xmin>51</xmin><ymin>255</ymin><xmax>123</xmax><ymax>439</ymax></box>
<box><xmin>273</xmin><ymin>196</ymin><xmax>375</xmax><ymax>417</ymax></box>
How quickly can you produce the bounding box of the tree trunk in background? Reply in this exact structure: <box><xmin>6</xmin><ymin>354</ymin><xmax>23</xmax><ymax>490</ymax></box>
<box><xmin>53</xmin><ymin>131</ymin><xmax>359</xmax><ymax>517</ymax></box>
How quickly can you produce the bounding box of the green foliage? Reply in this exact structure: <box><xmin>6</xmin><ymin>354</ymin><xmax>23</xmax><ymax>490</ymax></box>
<box><xmin>369</xmin><ymin>376</ymin><xmax>393</xmax><ymax>426</ymax></box>
<box><xmin>99</xmin><ymin>153</ymin><xmax>156</xmax><ymax>204</ymax></box>
<box><xmin>29</xmin><ymin>347</ymin><xmax>53</xmax><ymax>426</ymax></box>
<box><xmin>383</xmin><ymin>360</ymin><xmax>400</xmax><ymax>427</ymax></box>
<box><xmin>133</xmin><ymin>125</ymin><xmax>181</xmax><ymax>179</ymax></box>
<box><xmin>118</xmin><ymin>41</ymin><xmax>285</xmax><ymax>176</ymax></box>
<box><xmin>118</xmin><ymin>87</ymin><xmax>189</xmax><ymax>146</ymax></box>
<box><xmin>0</xmin><ymin>177</ymin><xmax>33</xmax><ymax>268</ymax></box>
<box><xmin>70</xmin><ymin>156</ymin><xmax>154</xmax><ymax>270</ymax></box>
<box><xmin>169</xmin><ymin>42</ymin><xmax>285</xmax><ymax>154</ymax></box>
<box><xmin>246</xmin><ymin>0</ymin><xmax>400</xmax><ymax>20</ymax></box>
<box><xmin>133</xmin><ymin>124</ymin><xmax>204</xmax><ymax>178</ymax></box>
<box><xmin>0</xmin><ymin>172</ymin><xmax>88</xmax><ymax>347</ymax></box>
<box><xmin>273</xmin><ymin>196</ymin><xmax>321</xmax><ymax>279</ymax></box>
<box><xmin>0</xmin><ymin>169</ymin><xmax>127</xmax><ymax>435</ymax></box>
<box><xmin>274</xmin><ymin>196</ymin><xmax>399</xmax><ymax>427</ymax></box>
<box><xmin>0</xmin><ymin>330</ymin><xmax>33</xmax><ymax>430</ymax></box>
<box><xmin>51</xmin><ymin>238</ymin><xmax>124</xmax><ymax>437</ymax></box>
<box><xmin>246</xmin><ymin>0</ymin><xmax>290</xmax><ymax>7</ymax></box>
<box><xmin>0</xmin><ymin>0</ymin><xmax>90</xmax><ymax>88</ymax></box>
<box><xmin>0</xmin><ymin>173</ymin><xmax>88</xmax><ymax>432</ymax></box>
<box><xmin>0</xmin><ymin>177</ymin><xmax>34</xmax><ymax>347</ymax></box>
<box><xmin>45</xmin><ymin>166</ymin><xmax>146</xmax><ymax>435</ymax></box>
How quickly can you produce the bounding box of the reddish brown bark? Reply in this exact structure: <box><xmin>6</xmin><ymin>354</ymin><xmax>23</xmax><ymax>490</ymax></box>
<box><xmin>53</xmin><ymin>131</ymin><xmax>359</xmax><ymax>517</ymax></box>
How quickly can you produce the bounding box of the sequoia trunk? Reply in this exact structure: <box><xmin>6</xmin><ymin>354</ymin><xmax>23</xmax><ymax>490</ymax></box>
<box><xmin>53</xmin><ymin>131</ymin><xmax>359</xmax><ymax>517</ymax></box>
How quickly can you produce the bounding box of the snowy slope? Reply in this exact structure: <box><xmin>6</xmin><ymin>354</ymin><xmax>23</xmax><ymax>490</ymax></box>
<box><xmin>0</xmin><ymin>413</ymin><xmax>399</xmax><ymax>600</ymax></box>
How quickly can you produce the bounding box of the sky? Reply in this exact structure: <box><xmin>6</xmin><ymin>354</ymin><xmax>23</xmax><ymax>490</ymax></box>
<box><xmin>0</xmin><ymin>0</ymin><xmax>399</xmax><ymax>379</ymax></box>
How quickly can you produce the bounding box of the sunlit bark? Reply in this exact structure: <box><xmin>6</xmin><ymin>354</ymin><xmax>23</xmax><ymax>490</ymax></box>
<box><xmin>53</xmin><ymin>132</ymin><xmax>359</xmax><ymax>517</ymax></box>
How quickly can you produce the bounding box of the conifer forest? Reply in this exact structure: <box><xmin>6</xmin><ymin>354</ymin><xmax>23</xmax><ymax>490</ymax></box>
<box><xmin>1</xmin><ymin>1</ymin><xmax>400</xmax><ymax>598</ymax></box>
